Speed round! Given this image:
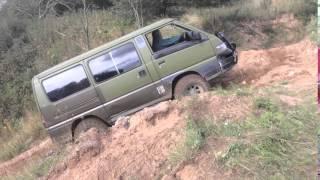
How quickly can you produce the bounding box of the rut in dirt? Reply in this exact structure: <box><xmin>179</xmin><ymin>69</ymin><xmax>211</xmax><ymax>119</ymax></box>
<box><xmin>212</xmin><ymin>39</ymin><xmax>316</xmax><ymax>90</ymax></box>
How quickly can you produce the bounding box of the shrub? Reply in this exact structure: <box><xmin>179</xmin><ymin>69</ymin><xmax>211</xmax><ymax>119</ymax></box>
<box><xmin>254</xmin><ymin>97</ymin><xmax>279</xmax><ymax>112</ymax></box>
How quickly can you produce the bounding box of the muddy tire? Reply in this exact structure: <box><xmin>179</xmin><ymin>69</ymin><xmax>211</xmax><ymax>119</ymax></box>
<box><xmin>174</xmin><ymin>74</ymin><xmax>210</xmax><ymax>98</ymax></box>
<box><xmin>74</xmin><ymin>118</ymin><xmax>108</xmax><ymax>140</ymax></box>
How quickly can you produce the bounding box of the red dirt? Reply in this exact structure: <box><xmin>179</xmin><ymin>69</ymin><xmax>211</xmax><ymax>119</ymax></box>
<box><xmin>45</xmin><ymin>94</ymin><xmax>252</xmax><ymax>180</ymax></box>
<box><xmin>217</xmin><ymin>39</ymin><xmax>317</xmax><ymax>92</ymax></box>
<box><xmin>0</xmin><ymin>39</ymin><xmax>317</xmax><ymax>179</ymax></box>
<box><xmin>47</xmin><ymin>101</ymin><xmax>185</xmax><ymax>180</ymax></box>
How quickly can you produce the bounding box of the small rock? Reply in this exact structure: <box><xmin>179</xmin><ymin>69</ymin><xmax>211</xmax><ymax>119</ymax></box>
<box><xmin>176</xmin><ymin>165</ymin><xmax>200</xmax><ymax>180</ymax></box>
<box><xmin>115</xmin><ymin>116</ymin><xmax>130</xmax><ymax>129</ymax></box>
<box><xmin>161</xmin><ymin>175</ymin><xmax>176</xmax><ymax>180</ymax></box>
<box><xmin>288</xmin><ymin>71</ymin><xmax>295</xmax><ymax>77</ymax></box>
<box><xmin>68</xmin><ymin>128</ymin><xmax>103</xmax><ymax>168</ymax></box>
<box><xmin>279</xmin><ymin>95</ymin><xmax>301</xmax><ymax>106</ymax></box>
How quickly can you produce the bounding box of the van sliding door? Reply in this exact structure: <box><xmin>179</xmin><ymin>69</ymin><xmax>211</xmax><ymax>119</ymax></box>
<box><xmin>88</xmin><ymin>41</ymin><xmax>158</xmax><ymax>120</ymax></box>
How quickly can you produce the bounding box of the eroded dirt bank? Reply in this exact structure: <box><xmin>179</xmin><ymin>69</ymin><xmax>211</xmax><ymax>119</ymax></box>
<box><xmin>0</xmin><ymin>39</ymin><xmax>317</xmax><ymax>179</ymax></box>
<box><xmin>218</xmin><ymin>39</ymin><xmax>317</xmax><ymax>91</ymax></box>
<box><xmin>46</xmin><ymin>39</ymin><xmax>317</xmax><ymax>180</ymax></box>
<box><xmin>47</xmin><ymin>94</ymin><xmax>252</xmax><ymax>180</ymax></box>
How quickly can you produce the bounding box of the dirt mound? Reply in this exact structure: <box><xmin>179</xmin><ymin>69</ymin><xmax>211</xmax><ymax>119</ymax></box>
<box><xmin>172</xmin><ymin>136</ymin><xmax>237</xmax><ymax>180</ymax></box>
<box><xmin>45</xmin><ymin>94</ymin><xmax>251</xmax><ymax>180</ymax></box>
<box><xmin>68</xmin><ymin>128</ymin><xmax>103</xmax><ymax>167</ymax></box>
<box><xmin>0</xmin><ymin>39</ymin><xmax>316</xmax><ymax>179</ymax></box>
<box><xmin>46</xmin><ymin>101</ymin><xmax>183</xmax><ymax>180</ymax></box>
<box><xmin>215</xmin><ymin>39</ymin><xmax>317</xmax><ymax>92</ymax></box>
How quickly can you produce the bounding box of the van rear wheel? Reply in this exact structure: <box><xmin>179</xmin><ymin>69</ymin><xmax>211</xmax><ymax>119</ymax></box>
<box><xmin>74</xmin><ymin>118</ymin><xmax>108</xmax><ymax>140</ymax></box>
<box><xmin>174</xmin><ymin>74</ymin><xmax>210</xmax><ymax>98</ymax></box>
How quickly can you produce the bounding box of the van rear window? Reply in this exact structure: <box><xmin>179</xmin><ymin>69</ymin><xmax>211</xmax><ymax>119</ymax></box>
<box><xmin>42</xmin><ymin>65</ymin><xmax>90</xmax><ymax>102</ymax></box>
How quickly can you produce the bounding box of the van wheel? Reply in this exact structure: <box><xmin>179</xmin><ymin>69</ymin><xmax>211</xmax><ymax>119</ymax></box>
<box><xmin>73</xmin><ymin>118</ymin><xmax>108</xmax><ymax>140</ymax></box>
<box><xmin>174</xmin><ymin>74</ymin><xmax>210</xmax><ymax>98</ymax></box>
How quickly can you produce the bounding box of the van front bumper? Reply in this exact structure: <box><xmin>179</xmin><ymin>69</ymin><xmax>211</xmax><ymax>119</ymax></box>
<box><xmin>205</xmin><ymin>50</ymin><xmax>238</xmax><ymax>81</ymax></box>
<box><xmin>218</xmin><ymin>50</ymin><xmax>238</xmax><ymax>72</ymax></box>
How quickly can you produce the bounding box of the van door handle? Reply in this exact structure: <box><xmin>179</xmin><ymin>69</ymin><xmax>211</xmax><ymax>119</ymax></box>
<box><xmin>138</xmin><ymin>69</ymin><xmax>146</xmax><ymax>78</ymax></box>
<box><xmin>158</xmin><ymin>60</ymin><xmax>166</xmax><ymax>66</ymax></box>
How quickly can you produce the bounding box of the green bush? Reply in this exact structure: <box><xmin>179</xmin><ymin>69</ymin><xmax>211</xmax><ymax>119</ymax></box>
<box><xmin>254</xmin><ymin>97</ymin><xmax>279</xmax><ymax>112</ymax></box>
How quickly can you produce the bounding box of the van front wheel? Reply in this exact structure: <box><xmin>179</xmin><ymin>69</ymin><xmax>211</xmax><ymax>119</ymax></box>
<box><xmin>174</xmin><ymin>74</ymin><xmax>210</xmax><ymax>98</ymax></box>
<box><xmin>73</xmin><ymin>118</ymin><xmax>108</xmax><ymax>141</ymax></box>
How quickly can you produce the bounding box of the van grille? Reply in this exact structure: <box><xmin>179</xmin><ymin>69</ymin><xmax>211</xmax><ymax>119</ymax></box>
<box><xmin>219</xmin><ymin>53</ymin><xmax>235</xmax><ymax>70</ymax></box>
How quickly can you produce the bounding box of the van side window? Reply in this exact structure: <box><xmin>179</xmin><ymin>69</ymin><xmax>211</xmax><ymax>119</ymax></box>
<box><xmin>146</xmin><ymin>24</ymin><xmax>204</xmax><ymax>59</ymax></box>
<box><xmin>89</xmin><ymin>42</ymin><xmax>141</xmax><ymax>83</ymax></box>
<box><xmin>146</xmin><ymin>24</ymin><xmax>188</xmax><ymax>52</ymax></box>
<box><xmin>89</xmin><ymin>53</ymin><xmax>118</xmax><ymax>82</ymax></box>
<box><xmin>110</xmin><ymin>43</ymin><xmax>141</xmax><ymax>74</ymax></box>
<box><xmin>42</xmin><ymin>65</ymin><xmax>90</xmax><ymax>102</ymax></box>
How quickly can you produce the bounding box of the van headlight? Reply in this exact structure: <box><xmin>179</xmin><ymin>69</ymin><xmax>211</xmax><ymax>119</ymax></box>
<box><xmin>216</xmin><ymin>43</ymin><xmax>232</xmax><ymax>55</ymax></box>
<box><xmin>216</xmin><ymin>43</ymin><xmax>227</xmax><ymax>50</ymax></box>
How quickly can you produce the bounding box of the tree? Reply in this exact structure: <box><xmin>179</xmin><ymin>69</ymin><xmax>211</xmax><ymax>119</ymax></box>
<box><xmin>127</xmin><ymin>0</ymin><xmax>143</xmax><ymax>28</ymax></box>
<box><xmin>80</xmin><ymin>0</ymin><xmax>90</xmax><ymax>50</ymax></box>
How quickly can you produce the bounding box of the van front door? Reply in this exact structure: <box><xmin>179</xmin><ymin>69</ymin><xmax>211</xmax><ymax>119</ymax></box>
<box><xmin>146</xmin><ymin>24</ymin><xmax>214</xmax><ymax>78</ymax></box>
<box><xmin>87</xmin><ymin>41</ymin><xmax>159</xmax><ymax>121</ymax></box>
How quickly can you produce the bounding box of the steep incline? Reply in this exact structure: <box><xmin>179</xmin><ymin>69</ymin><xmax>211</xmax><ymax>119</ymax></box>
<box><xmin>46</xmin><ymin>39</ymin><xmax>317</xmax><ymax>179</ymax></box>
<box><xmin>0</xmin><ymin>39</ymin><xmax>316</xmax><ymax>179</ymax></box>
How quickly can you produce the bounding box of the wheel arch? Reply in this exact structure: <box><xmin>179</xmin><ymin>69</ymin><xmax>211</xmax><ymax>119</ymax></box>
<box><xmin>171</xmin><ymin>71</ymin><xmax>204</xmax><ymax>98</ymax></box>
<box><xmin>71</xmin><ymin>115</ymin><xmax>110</xmax><ymax>140</ymax></box>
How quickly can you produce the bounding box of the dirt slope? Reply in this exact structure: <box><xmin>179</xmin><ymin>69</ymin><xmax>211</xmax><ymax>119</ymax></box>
<box><xmin>45</xmin><ymin>39</ymin><xmax>317</xmax><ymax>179</ymax></box>
<box><xmin>47</xmin><ymin>101</ymin><xmax>184</xmax><ymax>180</ymax></box>
<box><xmin>46</xmin><ymin>94</ymin><xmax>251</xmax><ymax>180</ymax></box>
<box><xmin>0</xmin><ymin>39</ymin><xmax>317</xmax><ymax>179</ymax></box>
<box><xmin>221</xmin><ymin>39</ymin><xmax>317</xmax><ymax>90</ymax></box>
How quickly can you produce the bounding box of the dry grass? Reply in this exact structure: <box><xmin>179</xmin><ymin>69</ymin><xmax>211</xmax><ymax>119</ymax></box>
<box><xmin>182</xmin><ymin>0</ymin><xmax>316</xmax><ymax>48</ymax></box>
<box><xmin>0</xmin><ymin>112</ymin><xmax>46</xmax><ymax>162</ymax></box>
<box><xmin>1</xmin><ymin>151</ymin><xmax>63</xmax><ymax>180</ymax></box>
<box><xmin>210</xmin><ymin>88</ymin><xmax>319</xmax><ymax>179</ymax></box>
<box><xmin>31</xmin><ymin>11</ymin><xmax>136</xmax><ymax>72</ymax></box>
<box><xmin>169</xmin><ymin>85</ymin><xmax>319</xmax><ymax>179</ymax></box>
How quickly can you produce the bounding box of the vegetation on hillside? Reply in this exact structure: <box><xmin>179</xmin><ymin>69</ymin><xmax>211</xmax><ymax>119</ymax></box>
<box><xmin>170</xmin><ymin>86</ymin><xmax>319</xmax><ymax>179</ymax></box>
<box><xmin>218</xmin><ymin>97</ymin><xmax>318</xmax><ymax>178</ymax></box>
<box><xmin>0</xmin><ymin>0</ymin><xmax>316</xmax><ymax>164</ymax></box>
<box><xmin>0</xmin><ymin>112</ymin><xmax>46</xmax><ymax>162</ymax></box>
<box><xmin>1</xmin><ymin>150</ymin><xmax>63</xmax><ymax>180</ymax></box>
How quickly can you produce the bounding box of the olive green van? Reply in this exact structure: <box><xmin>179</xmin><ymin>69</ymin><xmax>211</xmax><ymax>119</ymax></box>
<box><xmin>32</xmin><ymin>18</ymin><xmax>237</xmax><ymax>143</ymax></box>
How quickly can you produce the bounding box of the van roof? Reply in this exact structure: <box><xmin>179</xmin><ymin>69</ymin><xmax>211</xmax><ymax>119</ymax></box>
<box><xmin>35</xmin><ymin>18</ymin><xmax>175</xmax><ymax>79</ymax></box>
